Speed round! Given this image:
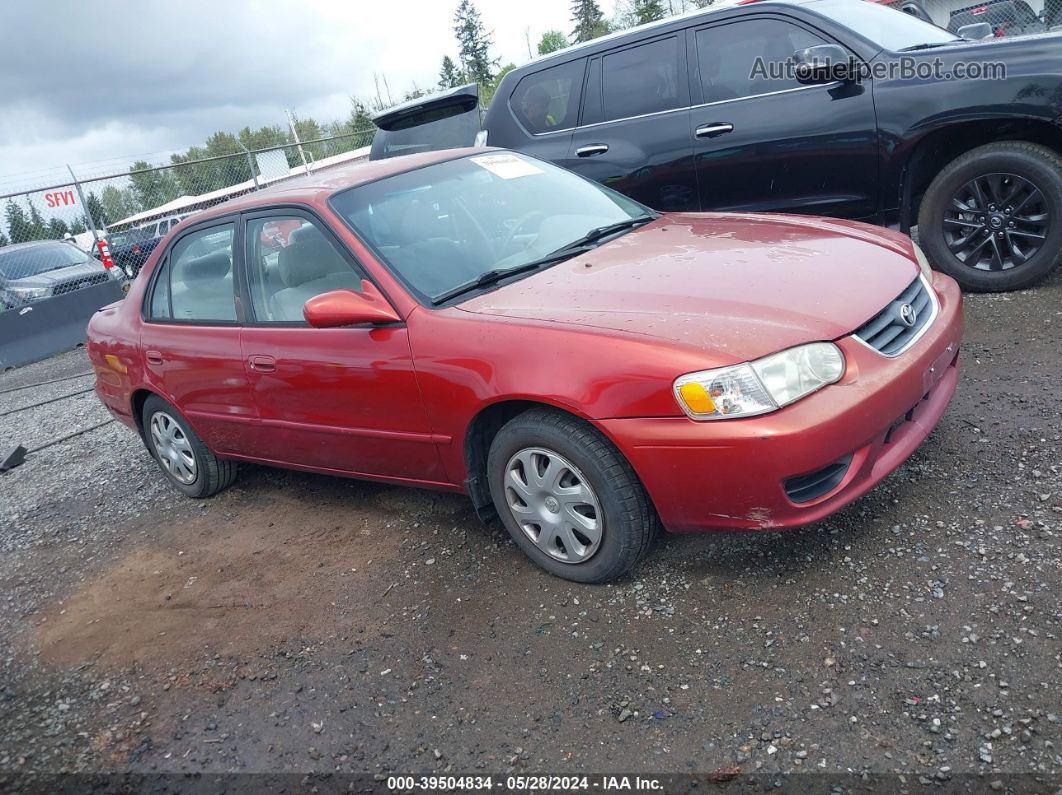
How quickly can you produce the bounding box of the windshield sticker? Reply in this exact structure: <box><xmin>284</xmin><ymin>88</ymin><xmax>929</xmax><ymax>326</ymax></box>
<box><xmin>470</xmin><ymin>153</ymin><xmax>544</xmax><ymax>180</ymax></box>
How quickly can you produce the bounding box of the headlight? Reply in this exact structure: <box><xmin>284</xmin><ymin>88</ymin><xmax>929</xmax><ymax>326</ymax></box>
<box><xmin>674</xmin><ymin>342</ymin><xmax>845</xmax><ymax>420</ymax></box>
<box><xmin>10</xmin><ymin>287</ymin><xmax>50</xmax><ymax>302</ymax></box>
<box><xmin>913</xmin><ymin>243</ymin><xmax>933</xmax><ymax>280</ymax></box>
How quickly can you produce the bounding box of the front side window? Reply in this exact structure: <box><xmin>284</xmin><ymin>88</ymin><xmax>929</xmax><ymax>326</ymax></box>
<box><xmin>813</xmin><ymin>0</ymin><xmax>959</xmax><ymax>50</ymax></box>
<box><xmin>510</xmin><ymin>60</ymin><xmax>584</xmax><ymax>134</ymax></box>
<box><xmin>244</xmin><ymin>215</ymin><xmax>363</xmax><ymax>323</ymax></box>
<box><xmin>149</xmin><ymin>223</ymin><xmax>235</xmax><ymax>322</ymax></box>
<box><xmin>696</xmin><ymin>20</ymin><xmax>827</xmax><ymax>103</ymax></box>
<box><xmin>601</xmin><ymin>37</ymin><xmax>682</xmax><ymax>122</ymax></box>
<box><xmin>330</xmin><ymin>152</ymin><xmax>650</xmax><ymax>304</ymax></box>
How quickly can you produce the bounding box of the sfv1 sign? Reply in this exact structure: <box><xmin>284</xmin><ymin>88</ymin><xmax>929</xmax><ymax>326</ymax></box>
<box><xmin>44</xmin><ymin>190</ymin><xmax>78</xmax><ymax>208</ymax></box>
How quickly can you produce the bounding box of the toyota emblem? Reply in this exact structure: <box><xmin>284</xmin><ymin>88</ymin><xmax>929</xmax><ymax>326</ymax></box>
<box><xmin>898</xmin><ymin>303</ymin><xmax>917</xmax><ymax>328</ymax></box>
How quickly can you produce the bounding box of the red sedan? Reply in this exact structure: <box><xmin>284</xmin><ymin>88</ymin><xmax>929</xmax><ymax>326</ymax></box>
<box><xmin>88</xmin><ymin>149</ymin><xmax>963</xmax><ymax>582</ymax></box>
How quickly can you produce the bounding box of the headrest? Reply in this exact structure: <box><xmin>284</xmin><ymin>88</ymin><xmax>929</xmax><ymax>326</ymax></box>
<box><xmin>180</xmin><ymin>252</ymin><xmax>231</xmax><ymax>288</ymax></box>
<box><xmin>278</xmin><ymin>225</ymin><xmax>348</xmax><ymax>288</ymax></box>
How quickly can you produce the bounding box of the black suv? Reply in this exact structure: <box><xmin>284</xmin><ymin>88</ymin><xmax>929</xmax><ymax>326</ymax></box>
<box><xmin>372</xmin><ymin>0</ymin><xmax>1062</xmax><ymax>292</ymax></box>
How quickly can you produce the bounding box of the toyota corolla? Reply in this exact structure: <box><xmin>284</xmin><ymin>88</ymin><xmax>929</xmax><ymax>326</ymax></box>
<box><xmin>87</xmin><ymin>149</ymin><xmax>963</xmax><ymax>582</ymax></box>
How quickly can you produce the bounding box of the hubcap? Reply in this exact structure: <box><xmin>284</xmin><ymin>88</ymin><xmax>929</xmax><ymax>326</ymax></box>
<box><xmin>943</xmin><ymin>172</ymin><xmax>1050</xmax><ymax>271</ymax></box>
<box><xmin>149</xmin><ymin>411</ymin><xmax>197</xmax><ymax>485</ymax></box>
<box><xmin>503</xmin><ymin>448</ymin><xmax>603</xmax><ymax>564</ymax></box>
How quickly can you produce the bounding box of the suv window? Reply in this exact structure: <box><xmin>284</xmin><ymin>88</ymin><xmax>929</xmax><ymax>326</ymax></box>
<box><xmin>245</xmin><ymin>215</ymin><xmax>363</xmax><ymax>322</ymax></box>
<box><xmin>695</xmin><ymin>20</ymin><xmax>827</xmax><ymax>103</ymax></box>
<box><xmin>601</xmin><ymin>37</ymin><xmax>682</xmax><ymax>122</ymax></box>
<box><xmin>148</xmin><ymin>224</ymin><xmax>235</xmax><ymax>322</ymax></box>
<box><xmin>510</xmin><ymin>59</ymin><xmax>584</xmax><ymax>134</ymax></box>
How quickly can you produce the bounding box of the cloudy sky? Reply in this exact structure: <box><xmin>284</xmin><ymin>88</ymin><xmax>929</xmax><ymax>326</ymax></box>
<box><xmin>0</xmin><ymin>0</ymin><xmax>618</xmax><ymax>194</ymax></box>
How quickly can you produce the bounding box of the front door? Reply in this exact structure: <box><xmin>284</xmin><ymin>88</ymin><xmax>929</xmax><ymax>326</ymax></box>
<box><xmin>237</xmin><ymin>209</ymin><xmax>445</xmax><ymax>484</ymax></box>
<box><xmin>689</xmin><ymin>17</ymin><xmax>879</xmax><ymax>218</ymax></box>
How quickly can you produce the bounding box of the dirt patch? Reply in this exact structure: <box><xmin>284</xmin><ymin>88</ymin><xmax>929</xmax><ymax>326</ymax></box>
<box><xmin>33</xmin><ymin>480</ymin><xmax>455</xmax><ymax>669</ymax></box>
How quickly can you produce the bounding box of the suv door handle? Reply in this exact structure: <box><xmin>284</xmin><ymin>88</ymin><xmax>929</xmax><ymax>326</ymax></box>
<box><xmin>695</xmin><ymin>123</ymin><xmax>734</xmax><ymax>139</ymax></box>
<box><xmin>576</xmin><ymin>144</ymin><xmax>609</xmax><ymax>157</ymax></box>
<box><xmin>145</xmin><ymin>350</ymin><xmax>163</xmax><ymax>365</ymax></box>
<box><xmin>248</xmin><ymin>355</ymin><xmax>276</xmax><ymax>372</ymax></box>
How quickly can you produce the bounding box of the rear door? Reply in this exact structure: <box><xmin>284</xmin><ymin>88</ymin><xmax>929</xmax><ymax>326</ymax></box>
<box><xmin>566</xmin><ymin>34</ymin><xmax>697</xmax><ymax>211</ymax></box>
<box><xmin>689</xmin><ymin>16</ymin><xmax>879</xmax><ymax>218</ymax></box>
<box><xmin>139</xmin><ymin>219</ymin><xmax>260</xmax><ymax>455</ymax></box>
<box><xmin>237</xmin><ymin>208</ymin><xmax>445</xmax><ymax>483</ymax></box>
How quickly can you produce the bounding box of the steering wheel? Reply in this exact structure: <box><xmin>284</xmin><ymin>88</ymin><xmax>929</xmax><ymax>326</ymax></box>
<box><xmin>500</xmin><ymin>211</ymin><xmax>547</xmax><ymax>255</ymax></box>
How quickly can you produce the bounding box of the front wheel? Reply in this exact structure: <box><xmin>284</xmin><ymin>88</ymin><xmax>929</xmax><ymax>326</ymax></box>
<box><xmin>486</xmin><ymin>408</ymin><xmax>658</xmax><ymax>583</ymax></box>
<box><xmin>141</xmin><ymin>395</ymin><xmax>237</xmax><ymax>498</ymax></box>
<box><xmin>918</xmin><ymin>141</ymin><xmax>1062</xmax><ymax>292</ymax></box>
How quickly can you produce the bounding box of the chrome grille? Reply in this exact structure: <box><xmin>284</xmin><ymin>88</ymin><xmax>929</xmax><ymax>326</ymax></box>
<box><xmin>854</xmin><ymin>276</ymin><xmax>935</xmax><ymax>357</ymax></box>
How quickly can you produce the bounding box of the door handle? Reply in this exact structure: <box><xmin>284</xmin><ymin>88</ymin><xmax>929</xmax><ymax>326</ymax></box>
<box><xmin>695</xmin><ymin>123</ymin><xmax>734</xmax><ymax>139</ymax></box>
<box><xmin>249</xmin><ymin>355</ymin><xmax>276</xmax><ymax>372</ymax></box>
<box><xmin>576</xmin><ymin>143</ymin><xmax>609</xmax><ymax>157</ymax></box>
<box><xmin>145</xmin><ymin>350</ymin><xmax>163</xmax><ymax>365</ymax></box>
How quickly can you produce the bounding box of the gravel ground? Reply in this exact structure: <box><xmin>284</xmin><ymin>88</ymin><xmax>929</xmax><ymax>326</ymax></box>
<box><xmin>0</xmin><ymin>271</ymin><xmax>1060</xmax><ymax>791</ymax></box>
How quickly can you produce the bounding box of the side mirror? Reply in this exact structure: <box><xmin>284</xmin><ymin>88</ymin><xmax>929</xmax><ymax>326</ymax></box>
<box><xmin>957</xmin><ymin>22</ymin><xmax>993</xmax><ymax>39</ymax></box>
<box><xmin>793</xmin><ymin>44</ymin><xmax>855</xmax><ymax>84</ymax></box>
<box><xmin>303</xmin><ymin>281</ymin><xmax>401</xmax><ymax>327</ymax></box>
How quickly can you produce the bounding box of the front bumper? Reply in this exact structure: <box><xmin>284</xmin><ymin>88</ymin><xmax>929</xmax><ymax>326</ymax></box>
<box><xmin>599</xmin><ymin>272</ymin><xmax>963</xmax><ymax>533</ymax></box>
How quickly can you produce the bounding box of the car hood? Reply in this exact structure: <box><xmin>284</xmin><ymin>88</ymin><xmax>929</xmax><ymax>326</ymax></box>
<box><xmin>3</xmin><ymin>261</ymin><xmax>106</xmax><ymax>289</ymax></box>
<box><xmin>457</xmin><ymin>212</ymin><xmax>920</xmax><ymax>364</ymax></box>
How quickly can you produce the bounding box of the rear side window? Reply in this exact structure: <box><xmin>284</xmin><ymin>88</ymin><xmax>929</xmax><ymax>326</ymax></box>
<box><xmin>601</xmin><ymin>37</ymin><xmax>682</xmax><ymax>122</ymax></box>
<box><xmin>148</xmin><ymin>224</ymin><xmax>235</xmax><ymax>322</ymax></box>
<box><xmin>695</xmin><ymin>20</ymin><xmax>827</xmax><ymax>103</ymax></box>
<box><xmin>510</xmin><ymin>59</ymin><xmax>584</xmax><ymax>134</ymax></box>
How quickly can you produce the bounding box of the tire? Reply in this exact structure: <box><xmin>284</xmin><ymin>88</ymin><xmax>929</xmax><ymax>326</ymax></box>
<box><xmin>141</xmin><ymin>395</ymin><xmax>237</xmax><ymax>498</ymax></box>
<box><xmin>486</xmin><ymin>408</ymin><xmax>658</xmax><ymax>583</ymax></box>
<box><xmin>917</xmin><ymin>141</ymin><xmax>1062</xmax><ymax>292</ymax></box>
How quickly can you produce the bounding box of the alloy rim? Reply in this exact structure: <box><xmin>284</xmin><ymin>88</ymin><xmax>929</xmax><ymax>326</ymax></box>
<box><xmin>943</xmin><ymin>172</ymin><xmax>1050</xmax><ymax>271</ymax></box>
<box><xmin>150</xmin><ymin>411</ymin><xmax>197</xmax><ymax>485</ymax></box>
<box><xmin>503</xmin><ymin>447</ymin><xmax>603</xmax><ymax>564</ymax></box>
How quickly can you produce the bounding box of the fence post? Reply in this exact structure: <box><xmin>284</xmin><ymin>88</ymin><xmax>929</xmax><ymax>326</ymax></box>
<box><xmin>285</xmin><ymin>109</ymin><xmax>312</xmax><ymax>176</ymax></box>
<box><xmin>237</xmin><ymin>141</ymin><xmax>260</xmax><ymax>190</ymax></box>
<box><xmin>67</xmin><ymin>165</ymin><xmax>100</xmax><ymax>248</ymax></box>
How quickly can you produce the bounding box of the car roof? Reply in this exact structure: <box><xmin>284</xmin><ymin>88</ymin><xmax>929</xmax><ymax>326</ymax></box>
<box><xmin>184</xmin><ymin>147</ymin><xmax>484</xmax><ymax>225</ymax></box>
<box><xmin>0</xmin><ymin>239</ymin><xmax>73</xmax><ymax>254</ymax></box>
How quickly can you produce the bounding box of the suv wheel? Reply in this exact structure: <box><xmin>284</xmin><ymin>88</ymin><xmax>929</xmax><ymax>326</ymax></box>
<box><xmin>141</xmin><ymin>395</ymin><xmax>238</xmax><ymax>498</ymax></box>
<box><xmin>918</xmin><ymin>141</ymin><xmax>1062</xmax><ymax>291</ymax></box>
<box><xmin>486</xmin><ymin>408</ymin><xmax>658</xmax><ymax>583</ymax></box>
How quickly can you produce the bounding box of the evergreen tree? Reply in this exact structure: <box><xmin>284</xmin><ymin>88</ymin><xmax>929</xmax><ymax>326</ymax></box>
<box><xmin>453</xmin><ymin>0</ymin><xmax>497</xmax><ymax>85</ymax></box>
<box><xmin>26</xmin><ymin>199</ymin><xmax>47</xmax><ymax>240</ymax></box>
<box><xmin>438</xmin><ymin>55</ymin><xmax>464</xmax><ymax>89</ymax></box>
<box><xmin>46</xmin><ymin>218</ymin><xmax>70</xmax><ymax>240</ymax></box>
<box><xmin>633</xmin><ymin>0</ymin><xmax>666</xmax><ymax>23</ymax></box>
<box><xmin>84</xmin><ymin>191</ymin><xmax>107</xmax><ymax>229</ymax></box>
<box><xmin>0</xmin><ymin>231</ymin><xmax>8</xmax><ymax>248</ymax></box>
<box><xmin>4</xmin><ymin>201</ymin><xmax>31</xmax><ymax>244</ymax></box>
<box><xmin>101</xmin><ymin>185</ymin><xmax>140</xmax><ymax>223</ymax></box>
<box><xmin>537</xmin><ymin>30</ymin><xmax>568</xmax><ymax>54</ymax></box>
<box><xmin>348</xmin><ymin>98</ymin><xmax>376</xmax><ymax>147</ymax></box>
<box><xmin>571</xmin><ymin>0</ymin><xmax>608</xmax><ymax>42</ymax></box>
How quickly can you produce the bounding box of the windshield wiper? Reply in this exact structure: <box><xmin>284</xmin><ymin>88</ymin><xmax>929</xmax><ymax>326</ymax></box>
<box><xmin>899</xmin><ymin>41</ymin><xmax>957</xmax><ymax>51</ymax></box>
<box><xmin>554</xmin><ymin>215</ymin><xmax>655</xmax><ymax>253</ymax></box>
<box><xmin>430</xmin><ymin>246</ymin><xmax>594</xmax><ymax>305</ymax></box>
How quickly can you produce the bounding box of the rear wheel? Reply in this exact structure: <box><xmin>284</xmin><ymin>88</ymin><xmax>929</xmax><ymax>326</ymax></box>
<box><xmin>141</xmin><ymin>395</ymin><xmax>237</xmax><ymax>498</ymax></box>
<box><xmin>486</xmin><ymin>408</ymin><xmax>657</xmax><ymax>583</ymax></box>
<box><xmin>918</xmin><ymin>141</ymin><xmax>1062</xmax><ymax>292</ymax></box>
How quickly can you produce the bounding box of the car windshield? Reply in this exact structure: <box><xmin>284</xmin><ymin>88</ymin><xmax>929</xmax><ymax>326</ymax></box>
<box><xmin>330</xmin><ymin>152</ymin><xmax>652</xmax><ymax>303</ymax></box>
<box><xmin>109</xmin><ymin>227</ymin><xmax>151</xmax><ymax>247</ymax></box>
<box><xmin>813</xmin><ymin>0</ymin><xmax>960</xmax><ymax>49</ymax></box>
<box><xmin>0</xmin><ymin>243</ymin><xmax>92</xmax><ymax>280</ymax></box>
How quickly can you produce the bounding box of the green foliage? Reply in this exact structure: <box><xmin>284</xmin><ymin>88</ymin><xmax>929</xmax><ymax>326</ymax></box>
<box><xmin>100</xmin><ymin>185</ymin><xmax>140</xmax><ymax>225</ymax></box>
<box><xmin>438</xmin><ymin>55</ymin><xmax>465</xmax><ymax>90</ymax></box>
<box><xmin>571</xmin><ymin>0</ymin><xmax>609</xmax><ymax>42</ymax></box>
<box><xmin>633</xmin><ymin>0</ymin><xmax>666</xmax><ymax>23</ymax></box>
<box><xmin>0</xmin><ymin>231</ymin><xmax>8</xmax><ymax>247</ymax></box>
<box><xmin>348</xmin><ymin>98</ymin><xmax>377</xmax><ymax>148</ymax></box>
<box><xmin>537</xmin><ymin>30</ymin><xmax>568</xmax><ymax>55</ymax></box>
<box><xmin>5</xmin><ymin>200</ymin><xmax>32</xmax><ymax>243</ymax></box>
<box><xmin>453</xmin><ymin>0</ymin><xmax>497</xmax><ymax>84</ymax></box>
<box><xmin>129</xmin><ymin>159</ymin><xmax>181</xmax><ymax>209</ymax></box>
<box><xmin>85</xmin><ymin>191</ymin><xmax>107</xmax><ymax>229</ymax></box>
<box><xmin>480</xmin><ymin>63</ymin><xmax>517</xmax><ymax>108</ymax></box>
<box><xmin>46</xmin><ymin>218</ymin><xmax>70</xmax><ymax>239</ymax></box>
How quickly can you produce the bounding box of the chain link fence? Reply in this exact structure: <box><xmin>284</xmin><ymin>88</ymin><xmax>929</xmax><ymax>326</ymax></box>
<box><xmin>0</xmin><ymin>128</ymin><xmax>373</xmax><ymax>314</ymax></box>
<box><xmin>880</xmin><ymin>0</ymin><xmax>1062</xmax><ymax>35</ymax></box>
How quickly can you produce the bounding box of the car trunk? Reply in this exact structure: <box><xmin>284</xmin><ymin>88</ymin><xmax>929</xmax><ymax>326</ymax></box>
<box><xmin>370</xmin><ymin>84</ymin><xmax>483</xmax><ymax>161</ymax></box>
